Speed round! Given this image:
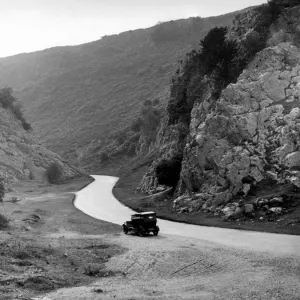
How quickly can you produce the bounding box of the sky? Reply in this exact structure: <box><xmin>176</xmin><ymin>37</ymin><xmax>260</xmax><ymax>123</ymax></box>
<box><xmin>0</xmin><ymin>0</ymin><xmax>267</xmax><ymax>58</ymax></box>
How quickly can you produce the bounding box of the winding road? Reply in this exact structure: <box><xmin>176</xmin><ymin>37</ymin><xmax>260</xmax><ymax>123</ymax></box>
<box><xmin>43</xmin><ymin>175</ymin><xmax>300</xmax><ymax>299</ymax></box>
<box><xmin>74</xmin><ymin>175</ymin><xmax>300</xmax><ymax>257</ymax></box>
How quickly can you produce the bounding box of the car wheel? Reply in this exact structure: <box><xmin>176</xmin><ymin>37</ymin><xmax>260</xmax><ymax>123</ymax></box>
<box><xmin>153</xmin><ymin>231</ymin><xmax>158</xmax><ymax>236</ymax></box>
<box><xmin>138</xmin><ymin>231</ymin><xmax>144</xmax><ymax>237</ymax></box>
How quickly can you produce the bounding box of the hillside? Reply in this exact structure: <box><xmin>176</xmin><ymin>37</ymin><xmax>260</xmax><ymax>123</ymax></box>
<box><xmin>0</xmin><ymin>11</ymin><xmax>245</xmax><ymax>170</ymax></box>
<box><xmin>0</xmin><ymin>88</ymin><xmax>84</xmax><ymax>184</ymax></box>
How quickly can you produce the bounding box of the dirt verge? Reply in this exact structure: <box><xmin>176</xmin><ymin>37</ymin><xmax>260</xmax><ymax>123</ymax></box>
<box><xmin>0</xmin><ymin>178</ymin><xmax>124</xmax><ymax>300</ymax></box>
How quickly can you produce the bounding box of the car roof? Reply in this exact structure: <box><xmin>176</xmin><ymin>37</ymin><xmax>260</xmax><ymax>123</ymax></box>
<box><xmin>132</xmin><ymin>211</ymin><xmax>156</xmax><ymax>216</ymax></box>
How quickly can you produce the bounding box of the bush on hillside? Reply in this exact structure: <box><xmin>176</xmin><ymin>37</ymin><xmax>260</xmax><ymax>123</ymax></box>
<box><xmin>100</xmin><ymin>152</ymin><xmax>109</xmax><ymax>162</ymax></box>
<box><xmin>268</xmin><ymin>6</ymin><xmax>300</xmax><ymax>47</ymax></box>
<box><xmin>0</xmin><ymin>180</ymin><xmax>5</xmax><ymax>203</ymax></box>
<box><xmin>0</xmin><ymin>213</ymin><xmax>9</xmax><ymax>230</ymax></box>
<box><xmin>150</xmin><ymin>17</ymin><xmax>206</xmax><ymax>44</ymax></box>
<box><xmin>167</xmin><ymin>47</ymin><xmax>209</xmax><ymax>126</ymax></box>
<box><xmin>267</xmin><ymin>0</ymin><xmax>282</xmax><ymax>21</ymax></box>
<box><xmin>0</xmin><ymin>87</ymin><xmax>32</xmax><ymax>131</ymax></box>
<box><xmin>155</xmin><ymin>154</ymin><xmax>183</xmax><ymax>188</ymax></box>
<box><xmin>46</xmin><ymin>162</ymin><xmax>63</xmax><ymax>184</ymax></box>
<box><xmin>130</xmin><ymin>117</ymin><xmax>143</xmax><ymax>132</ymax></box>
<box><xmin>129</xmin><ymin>100</ymin><xmax>162</xmax><ymax>146</ymax></box>
<box><xmin>140</xmin><ymin>100</ymin><xmax>161</xmax><ymax>143</ymax></box>
<box><xmin>11</xmin><ymin>103</ymin><xmax>32</xmax><ymax>131</ymax></box>
<box><xmin>0</xmin><ymin>179</ymin><xmax>9</xmax><ymax>230</ymax></box>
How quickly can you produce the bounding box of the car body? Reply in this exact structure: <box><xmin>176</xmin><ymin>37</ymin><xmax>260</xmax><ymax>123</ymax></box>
<box><xmin>123</xmin><ymin>211</ymin><xmax>160</xmax><ymax>236</ymax></box>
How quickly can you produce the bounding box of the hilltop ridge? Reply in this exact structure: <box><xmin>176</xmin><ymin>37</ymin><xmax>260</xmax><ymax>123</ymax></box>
<box><xmin>0</xmin><ymin>9</ymin><xmax>250</xmax><ymax>169</ymax></box>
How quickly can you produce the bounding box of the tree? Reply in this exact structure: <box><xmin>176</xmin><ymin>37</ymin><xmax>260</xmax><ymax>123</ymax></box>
<box><xmin>155</xmin><ymin>154</ymin><xmax>183</xmax><ymax>188</ymax></box>
<box><xmin>100</xmin><ymin>152</ymin><xmax>109</xmax><ymax>162</ymax></box>
<box><xmin>0</xmin><ymin>87</ymin><xmax>32</xmax><ymax>131</ymax></box>
<box><xmin>267</xmin><ymin>0</ymin><xmax>282</xmax><ymax>21</ymax></box>
<box><xmin>46</xmin><ymin>163</ymin><xmax>63</xmax><ymax>184</ymax></box>
<box><xmin>199</xmin><ymin>26</ymin><xmax>228</xmax><ymax>74</ymax></box>
<box><xmin>0</xmin><ymin>87</ymin><xmax>16</xmax><ymax>109</ymax></box>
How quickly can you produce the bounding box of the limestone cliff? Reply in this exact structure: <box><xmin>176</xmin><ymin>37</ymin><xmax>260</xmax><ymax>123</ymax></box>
<box><xmin>139</xmin><ymin>4</ymin><xmax>300</xmax><ymax>216</ymax></box>
<box><xmin>181</xmin><ymin>42</ymin><xmax>300</xmax><ymax>208</ymax></box>
<box><xmin>0</xmin><ymin>106</ymin><xmax>83</xmax><ymax>183</ymax></box>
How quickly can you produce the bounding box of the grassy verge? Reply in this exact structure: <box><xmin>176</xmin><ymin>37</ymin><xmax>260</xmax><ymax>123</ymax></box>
<box><xmin>0</xmin><ymin>178</ymin><xmax>124</xmax><ymax>300</ymax></box>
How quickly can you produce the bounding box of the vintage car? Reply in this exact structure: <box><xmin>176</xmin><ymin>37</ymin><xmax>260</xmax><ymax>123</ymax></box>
<box><xmin>122</xmin><ymin>211</ymin><xmax>160</xmax><ymax>236</ymax></box>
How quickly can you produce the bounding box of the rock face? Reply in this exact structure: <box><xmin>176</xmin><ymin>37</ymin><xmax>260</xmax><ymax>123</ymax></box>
<box><xmin>180</xmin><ymin>42</ymin><xmax>300</xmax><ymax>209</ymax></box>
<box><xmin>0</xmin><ymin>107</ymin><xmax>83</xmax><ymax>183</ymax></box>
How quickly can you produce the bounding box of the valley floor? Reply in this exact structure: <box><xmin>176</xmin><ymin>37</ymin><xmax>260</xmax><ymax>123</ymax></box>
<box><xmin>1</xmin><ymin>175</ymin><xmax>299</xmax><ymax>300</ymax></box>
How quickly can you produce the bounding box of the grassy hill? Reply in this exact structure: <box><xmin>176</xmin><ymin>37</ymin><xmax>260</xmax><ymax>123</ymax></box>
<box><xmin>0</xmin><ymin>11</ymin><xmax>247</xmax><ymax>170</ymax></box>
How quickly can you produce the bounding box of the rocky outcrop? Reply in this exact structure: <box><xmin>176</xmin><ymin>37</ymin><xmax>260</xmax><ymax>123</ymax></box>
<box><xmin>179</xmin><ymin>42</ymin><xmax>300</xmax><ymax>210</ymax></box>
<box><xmin>0</xmin><ymin>107</ymin><xmax>83</xmax><ymax>183</ymax></box>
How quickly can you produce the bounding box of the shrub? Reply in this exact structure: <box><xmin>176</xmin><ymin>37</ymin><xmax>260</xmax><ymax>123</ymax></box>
<box><xmin>140</xmin><ymin>102</ymin><xmax>161</xmax><ymax>143</ymax></box>
<box><xmin>0</xmin><ymin>213</ymin><xmax>9</xmax><ymax>230</ymax></box>
<box><xmin>100</xmin><ymin>152</ymin><xmax>109</xmax><ymax>162</ymax></box>
<box><xmin>0</xmin><ymin>180</ymin><xmax>5</xmax><ymax>203</ymax></box>
<box><xmin>46</xmin><ymin>162</ymin><xmax>63</xmax><ymax>184</ymax></box>
<box><xmin>0</xmin><ymin>87</ymin><xmax>32</xmax><ymax>131</ymax></box>
<box><xmin>117</xmin><ymin>135</ymin><xmax>125</xmax><ymax>145</ymax></box>
<box><xmin>151</xmin><ymin>21</ymin><xmax>183</xmax><ymax>44</ymax></box>
<box><xmin>267</xmin><ymin>0</ymin><xmax>282</xmax><ymax>21</ymax></box>
<box><xmin>155</xmin><ymin>154</ymin><xmax>183</xmax><ymax>188</ymax></box>
<box><xmin>83</xmin><ymin>264</ymin><xmax>106</xmax><ymax>277</ymax></box>
<box><xmin>152</xmin><ymin>99</ymin><xmax>160</xmax><ymax>106</ymax></box>
<box><xmin>131</xmin><ymin>117</ymin><xmax>143</xmax><ymax>132</ymax></box>
<box><xmin>130</xmin><ymin>100</ymin><xmax>161</xmax><ymax>146</ymax></box>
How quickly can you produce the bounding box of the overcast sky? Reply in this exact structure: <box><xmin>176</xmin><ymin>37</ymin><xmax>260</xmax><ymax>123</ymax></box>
<box><xmin>0</xmin><ymin>0</ymin><xmax>267</xmax><ymax>58</ymax></box>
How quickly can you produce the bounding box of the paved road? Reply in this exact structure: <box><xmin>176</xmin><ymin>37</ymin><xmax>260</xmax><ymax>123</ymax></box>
<box><xmin>74</xmin><ymin>175</ymin><xmax>300</xmax><ymax>257</ymax></box>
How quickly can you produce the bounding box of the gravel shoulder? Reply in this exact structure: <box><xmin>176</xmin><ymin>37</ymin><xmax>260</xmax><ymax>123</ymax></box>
<box><xmin>36</xmin><ymin>231</ymin><xmax>300</xmax><ymax>300</ymax></box>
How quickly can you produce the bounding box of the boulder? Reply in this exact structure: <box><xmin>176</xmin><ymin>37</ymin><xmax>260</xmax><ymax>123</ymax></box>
<box><xmin>266</xmin><ymin>171</ymin><xmax>278</xmax><ymax>181</ymax></box>
<box><xmin>284</xmin><ymin>151</ymin><xmax>300</xmax><ymax>168</ymax></box>
<box><xmin>269</xmin><ymin>197</ymin><xmax>284</xmax><ymax>205</ymax></box>
<box><xmin>221</xmin><ymin>205</ymin><xmax>236</xmax><ymax>217</ymax></box>
<box><xmin>244</xmin><ymin>204</ymin><xmax>254</xmax><ymax>214</ymax></box>
<box><xmin>269</xmin><ymin>207</ymin><xmax>283</xmax><ymax>215</ymax></box>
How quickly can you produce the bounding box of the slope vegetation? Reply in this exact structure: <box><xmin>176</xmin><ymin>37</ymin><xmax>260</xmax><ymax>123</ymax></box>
<box><xmin>0</xmin><ymin>88</ymin><xmax>84</xmax><ymax>183</ymax></box>
<box><xmin>0</xmin><ymin>12</ymin><xmax>242</xmax><ymax>169</ymax></box>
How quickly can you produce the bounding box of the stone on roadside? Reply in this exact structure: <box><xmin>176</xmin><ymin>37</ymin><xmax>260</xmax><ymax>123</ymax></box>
<box><xmin>269</xmin><ymin>197</ymin><xmax>283</xmax><ymax>205</ymax></box>
<box><xmin>244</xmin><ymin>204</ymin><xmax>254</xmax><ymax>214</ymax></box>
<box><xmin>269</xmin><ymin>207</ymin><xmax>283</xmax><ymax>214</ymax></box>
<box><xmin>266</xmin><ymin>171</ymin><xmax>278</xmax><ymax>181</ymax></box>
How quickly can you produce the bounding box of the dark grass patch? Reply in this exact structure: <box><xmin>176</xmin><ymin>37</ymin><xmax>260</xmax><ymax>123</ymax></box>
<box><xmin>83</xmin><ymin>264</ymin><xmax>113</xmax><ymax>277</ymax></box>
<box><xmin>0</xmin><ymin>237</ymin><xmax>125</xmax><ymax>299</ymax></box>
<box><xmin>11</xmin><ymin>260</ymin><xmax>33</xmax><ymax>267</ymax></box>
<box><xmin>83</xmin><ymin>244</ymin><xmax>110</xmax><ymax>250</ymax></box>
<box><xmin>17</xmin><ymin>276</ymin><xmax>65</xmax><ymax>291</ymax></box>
<box><xmin>0</xmin><ymin>213</ymin><xmax>9</xmax><ymax>230</ymax></box>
